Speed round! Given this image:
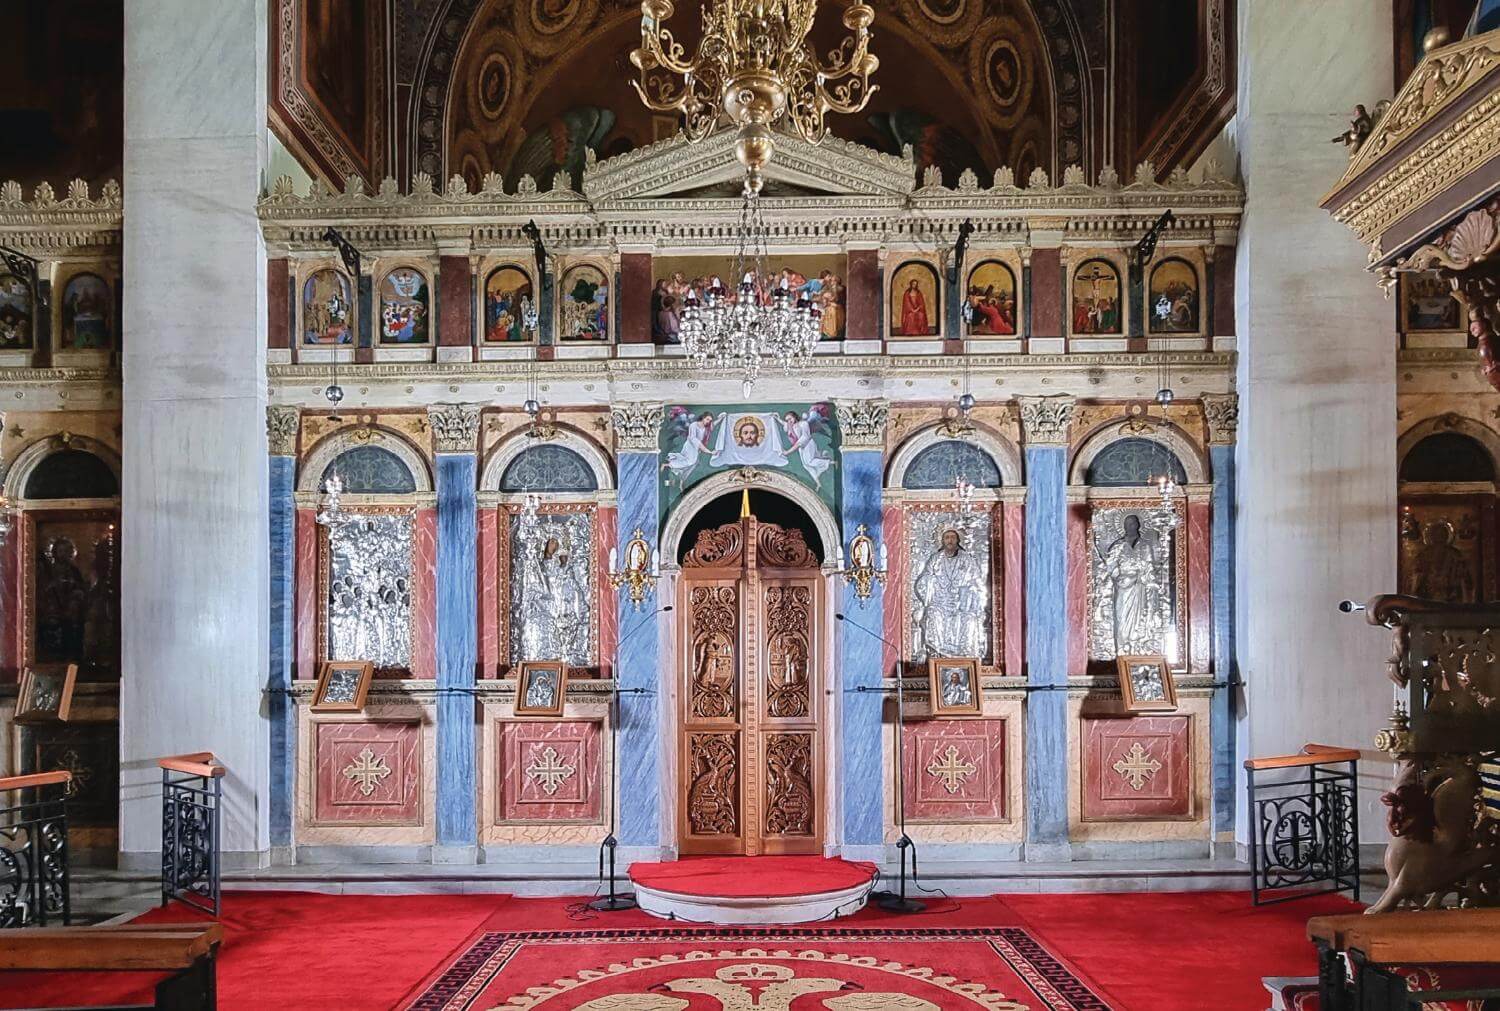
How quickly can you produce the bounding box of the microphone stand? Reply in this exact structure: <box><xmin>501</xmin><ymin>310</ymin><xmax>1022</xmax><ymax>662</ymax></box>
<box><xmin>587</xmin><ymin>603</ymin><xmax>671</xmax><ymax>912</ymax></box>
<box><xmin>837</xmin><ymin>611</ymin><xmax>925</xmax><ymax>914</ymax></box>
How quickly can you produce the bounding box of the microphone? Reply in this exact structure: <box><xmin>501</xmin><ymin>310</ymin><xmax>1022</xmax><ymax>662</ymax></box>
<box><xmin>1338</xmin><ymin>599</ymin><xmax>1364</xmax><ymax>613</ymax></box>
<box><xmin>835</xmin><ymin>612</ymin><xmax>901</xmax><ymax>682</ymax></box>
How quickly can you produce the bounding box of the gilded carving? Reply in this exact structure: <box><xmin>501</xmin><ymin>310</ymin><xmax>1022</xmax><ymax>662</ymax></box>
<box><xmin>756</xmin><ymin>525</ymin><xmax>818</xmax><ymax>569</ymax></box>
<box><xmin>689</xmin><ymin>585</ymin><xmax>738</xmax><ymax>720</ymax></box>
<box><xmin>1017</xmin><ymin>395</ymin><xmax>1074</xmax><ymax>445</ymax></box>
<box><xmin>342</xmin><ymin>747</ymin><xmax>392</xmax><ymax>797</ymax></box>
<box><xmin>428</xmin><ymin>403</ymin><xmax>481</xmax><ymax>453</ymax></box>
<box><xmin>524</xmin><ymin>745</ymin><xmax>576</xmax><ymax>797</ymax></box>
<box><xmin>1111</xmin><ymin>741</ymin><xmax>1162</xmax><ymax>792</ymax></box>
<box><xmin>926</xmin><ymin>744</ymin><xmax>977</xmax><ymax>794</ymax></box>
<box><xmin>687</xmin><ymin>733</ymin><xmax>738</xmax><ymax>836</ymax></box>
<box><xmin>833</xmin><ymin>399</ymin><xmax>889</xmax><ymax>450</ymax></box>
<box><xmin>266</xmin><ymin>405</ymin><xmax>301</xmax><ymax>456</ymax></box>
<box><xmin>684</xmin><ymin>524</ymin><xmax>744</xmax><ymax>568</ymax></box>
<box><xmin>763</xmin><ymin>734</ymin><xmax>814</xmax><ymax>837</ymax></box>
<box><xmin>764</xmin><ymin>586</ymin><xmax>812</xmax><ymax>719</ymax></box>
<box><xmin>611</xmin><ymin>402</ymin><xmax>664</xmax><ymax>452</ymax></box>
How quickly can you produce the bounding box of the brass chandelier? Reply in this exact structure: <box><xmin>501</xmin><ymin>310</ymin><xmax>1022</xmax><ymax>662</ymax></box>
<box><xmin>630</xmin><ymin>0</ymin><xmax>879</xmax><ymax>194</ymax></box>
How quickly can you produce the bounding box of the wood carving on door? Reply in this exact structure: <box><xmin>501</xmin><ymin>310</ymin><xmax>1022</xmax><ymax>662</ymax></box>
<box><xmin>678</xmin><ymin>516</ymin><xmax>823</xmax><ymax>855</ymax></box>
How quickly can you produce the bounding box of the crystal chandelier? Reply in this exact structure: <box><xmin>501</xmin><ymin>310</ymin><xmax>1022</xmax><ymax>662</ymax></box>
<box><xmin>631</xmin><ymin>0</ymin><xmax>879</xmax><ymax>194</ymax></box>
<box><xmin>677</xmin><ymin>190</ymin><xmax>822</xmax><ymax>394</ymax></box>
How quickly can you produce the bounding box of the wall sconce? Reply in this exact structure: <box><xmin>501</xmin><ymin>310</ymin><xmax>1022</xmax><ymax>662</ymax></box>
<box><xmin>608</xmin><ymin>527</ymin><xmax>660</xmax><ymax>611</ymax></box>
<box><xmin>834</xmin><ymin>523</ymin><xmax>887</xmax><ymax>605</ymax></box>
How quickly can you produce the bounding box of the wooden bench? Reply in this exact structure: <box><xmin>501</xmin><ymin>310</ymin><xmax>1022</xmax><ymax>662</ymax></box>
<box><xmin>1308</xmin><ymin>910</ymin><xmax>1500</xmax><ymax>1010</ymax></box>
<box><xmin>0</xmin><ymin>923</ymin><xmax>223</xmax><ymax>1010</ymax></box>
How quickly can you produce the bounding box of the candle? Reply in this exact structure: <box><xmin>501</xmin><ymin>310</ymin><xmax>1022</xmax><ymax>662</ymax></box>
<box><xmin>608</xmin><ymin>547</ymin><xmax>618</xmax><ymax>573</ymax></box>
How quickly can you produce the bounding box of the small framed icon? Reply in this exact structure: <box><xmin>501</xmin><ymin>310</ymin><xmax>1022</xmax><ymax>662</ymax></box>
<box><xmin>515</xmin><ymin>661</ymin><xmax>568</xmax><ymax>717</ymax></box>
<box><xmin>927</xmin><ymin>657</ymin><xmax>982</xmax><ymax>718</ymax></box>
<box><xmin>311</xmin><ymin>660</ymin><xmax>374</xmax><ymax>713</ymax></box>
<box><xmin>15</xmin><ymin>664</ymin><xmax>78</xmax><ymax>723</ymax></box>
<box><xmin>1116</xmin><ymin>655</ymin><xmax>1178</xmax><ymax>713</ymax></box>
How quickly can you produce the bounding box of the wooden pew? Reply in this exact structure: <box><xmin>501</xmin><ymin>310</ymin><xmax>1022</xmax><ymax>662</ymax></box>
<box><xmin>1308</xmin><ymin>910</ymin><xmax>1500</xmax><ymax>1010</ymax></box>
<box><xmin>0</xmin><ymin>923</ymin><xmax>223</xmax><ymax>1010</ymax></box>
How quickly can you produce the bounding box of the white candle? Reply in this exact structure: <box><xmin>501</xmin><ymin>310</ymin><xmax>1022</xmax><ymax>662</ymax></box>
<box><xmin>608</xmin><ymin>547</ymin><xmax>618</xmax><ymax>573</ymax></box>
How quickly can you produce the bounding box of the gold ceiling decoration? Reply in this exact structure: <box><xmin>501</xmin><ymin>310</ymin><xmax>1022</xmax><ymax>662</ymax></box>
<box><xmin>629</xmin><ymin>0</ymin><xmax>879</xmax><ymax>193</ymax></box>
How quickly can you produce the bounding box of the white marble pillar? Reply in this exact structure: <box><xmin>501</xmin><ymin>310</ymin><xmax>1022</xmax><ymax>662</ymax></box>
<box><xmin>120</xmin><ymin>0</ymin><xmax>271</xmax><ymax>864</ymax></box>
<box><xmin>1235</xmin><ymin>1</ymin><xmax>1395</xmax><ymax>845</ymax></box>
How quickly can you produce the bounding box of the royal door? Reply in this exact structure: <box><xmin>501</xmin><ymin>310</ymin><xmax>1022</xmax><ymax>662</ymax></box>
<box><xmin>677</xmin><ymin>517</ymin><xmax>823</xmax><ymax>855</ymax></box>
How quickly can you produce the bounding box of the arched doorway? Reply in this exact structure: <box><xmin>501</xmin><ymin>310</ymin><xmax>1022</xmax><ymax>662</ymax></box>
<box><xmin>674</xmin><ymin>489</ymin><xmax>827</xmax><ymax>856</ymax></box>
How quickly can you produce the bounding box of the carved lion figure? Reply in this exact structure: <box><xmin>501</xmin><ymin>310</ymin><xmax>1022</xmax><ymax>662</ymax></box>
<box><xmin>1369</xmin><ymin>756</ymin><xmax>1498</xmax><ymax>913</ymax></box>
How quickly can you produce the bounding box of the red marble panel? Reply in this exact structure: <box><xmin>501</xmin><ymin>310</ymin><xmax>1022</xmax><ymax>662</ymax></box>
<box><xmin>314</xmin><ymin>720</ymin><xmax>422</xmax><ymax>824</ymax></box>
<box><xmin>497</xmin><ymin>720</ymin><xmax>602</xmax><ymax>823</ymax></box>
<box><xmin>881</xmin><ymin>503</ymin><xmax>905</xmax><ymax>676</ymax></box>
<box><xmin>478</xmin><ymin>507</ymin><xmax>500</xmax><ymax>678</ymax></box>
<box><xmin>438</xmin><ymin>255</ymin><xmax>472</xmax><ymax>350</ymax></box>
<box><xmin>1213</xmin><ymin>245</ymin><xmax>1236</xmax><ymax>337</ymax></box>
<box><xmin>1066</xmin><ymin>503</ymin><xmax>1090</xmax><ymax>676</ymax></box>
<box><xmin>619</xmin><ymin>253</ymin><xmax>652</xmax><ymax>344</ymax></box>
<box><xmin>1187</xmin><ymin>502</ymin><xmax>1212</xmax><ymax>674</ymax></box>
<box><xmin>1030</xmin><ymin>248</ymin><xmax>1062</xmax><ymax>338</ymax></box>
<box><xmin>1003</xmin><ymin>501</ymin><xmax>1025</xmax><ymax>677</ymax></box>
<box><xmin>267</xmin><ymin>258</ymin><xmax>290</xmax><ymax>349</ymax></box>
<box><xmin>411</xmin><ymin>508</ymin><xmax>438</xmax><ymax>681</ymax></box>
<box><xmin>295</xmin><ymin>508</ymin><xmax>318</xmax><ymax>680</ymax></box>
<box><xmin>596</xmin><ymin>505</ymin><xmax>618</xmax><ymax>679</ymax></box>
<box><xmin>845</xmin><ymin>249</ymin><xmax>880</xmax><ymax>343</ymax></box>
<box><xmin>1081</xmin><ymin>715</ymin><xmax>1192</xmax><ymax>821</ymax></box>
<box><xmin>901</xmin><ymin>719</ymin><xmax>1006</xmax><ymax>822</ymax></box>
<box><xmin>0</xmin><ymin>528</ymin><xmax>20</xmax><ymax>679</ymax></box>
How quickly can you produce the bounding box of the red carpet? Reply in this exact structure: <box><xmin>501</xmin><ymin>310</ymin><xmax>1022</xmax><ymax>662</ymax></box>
<box><xmin>1</xmin><ymin>889</ymin><xmax>1362</xmax><ymax>1010</ymax></box>
<box><xmin>628</xmin><ymin>854</ymin><xmax>878</xmax><ymax>897</ymax></box>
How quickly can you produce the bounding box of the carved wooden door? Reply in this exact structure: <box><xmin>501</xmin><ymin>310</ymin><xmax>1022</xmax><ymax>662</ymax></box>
<box><xmin>678</xmin><ymin>517</ymin><xmax>823</xmax><ymax>856</ymax></box>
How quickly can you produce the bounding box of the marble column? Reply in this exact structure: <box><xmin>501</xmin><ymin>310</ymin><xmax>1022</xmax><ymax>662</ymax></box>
<box><xmin>266</xmin><ymin>407</ymin><xmax>299</xmax><ymax>852</ymax></box>
<box><xmin>833</xmin><ymin>400</ymin><xmax>889</xmax><ymax>855</ymax></box>
<box><xmin>430</xmin><ymin>404</ymin><xmax>482</xmax><ymax>861</ymax></box>
<box><xmin>1203</xmin><ymin>394</ymin><xmax>1238</xmax><ymax>841</ymax></box>
<box><xmin>610</xmin><ymin>402</ymin><xmax>665</xmax><ymax>853</ymax></box>
<box><xmin>120</xmin><ymin>0</ymin><xmax>271</xmax><ymax>864</ymax></box>
<box><xmin>1019</xmin><ymin>395</ymin><xmax>1073</xmax><ymax>861</ymax></box>
<box><xmin>1236</xmin><ymin>3</ymin><xmax>1395</xmax><ymax>844</ymax></box>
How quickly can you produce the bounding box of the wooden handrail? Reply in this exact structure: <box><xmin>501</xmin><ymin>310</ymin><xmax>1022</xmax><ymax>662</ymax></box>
<box><xmin>0</xmin><ymin>770</ymin><xmax>73</xmax><ymax>792</ymax></box>
<box><xmin>1346</xmin><ymin>923</ymin><xmax>1500</xmax><ymax>965</ymax></box>
<box><xmin>0</xmin><ymin>924</ymin><xmax>224</xmax><ymax>971</ymax></box>
<box><xmin>157</xmin><ymin>752</ymin><xmax>226</xmax><ymax>778</ymax></box>
<box><xmin>1245</xmin><ymin>743</ymin><xmax>1360</xmax><ymax>771</ymax></box>
<box><xmin>1310</xmin><ymin>909</ymin><xmax>1500</xmax><ymax>947</ymax></box>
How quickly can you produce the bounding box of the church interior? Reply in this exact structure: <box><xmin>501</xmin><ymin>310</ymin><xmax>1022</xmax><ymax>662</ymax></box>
<box><xmin>4</xmin><ymin>1</ymin><xmax>1500</xmax><ymax>1008</ymax></box>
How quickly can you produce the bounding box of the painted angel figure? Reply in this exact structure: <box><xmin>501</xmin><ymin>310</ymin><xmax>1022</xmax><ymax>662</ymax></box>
<box><xmin>663</xmin><ymin>407</ymin><xmax>719</xmax><ymax>478</ymax></box>
<box><xmin>780</xmin><ymin>404</ymin><xmax>836</xmax><ymax>489</ymax></box>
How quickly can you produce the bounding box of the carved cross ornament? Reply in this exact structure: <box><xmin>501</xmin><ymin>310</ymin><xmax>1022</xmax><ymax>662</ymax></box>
<box><xmin>1017</xmin><ymin>395</ymin><xmax>1075</xmax><ymax>446</ymax></box>
<box><xmin>342</xmin><ymin>747</ymin><xmax>392</xmax><ymax>797</ymax></box>
<box><xmin>524</xmin><ymin>744</ymin><xmax>577</xmax><ymax>797</ymax></box>
<box><xmin>611</xmin><ymin>402</ymin><xmax>664</xmax><ymax>452</ymax></box>
<box><xmin>428</xmin><ymin>403</ymin><xmax>482</xmax><ymax>454</ymax></box>
<box><xmin>1112</xmin><ymin>741</ymin><xmax>1162</xmax><ymax>792</ymax></box>
<box><xmin>926</xmin><ymin>744</ymin><xmax>978</xmax><ymax>794</ymax></box>
<box><xmin>833</xmin><ymin>399</ymin><xmax>889</xmax><ymax>450</ymax></box>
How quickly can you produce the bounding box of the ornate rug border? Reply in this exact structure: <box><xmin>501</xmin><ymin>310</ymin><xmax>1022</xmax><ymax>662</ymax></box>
<box><xmin>404</xmin><ymin>926</ymin><xmax>1113</xmax><ymax>1011</ymax></box>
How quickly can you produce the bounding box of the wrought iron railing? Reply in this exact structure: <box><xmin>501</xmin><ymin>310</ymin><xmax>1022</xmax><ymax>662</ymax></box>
<box><xmin>0</xmin><ymin>770</ymin><xmax>72</xmax><ymax>928</ymax></box>
<box><xmin>160</xmin><ymin>752</ymin><xmax>225</xmax><ymax>917</ymax></box>
<box><xmin>1245</xmin><ymin>744</ymin><xmax>1361</xmax><ymax>906</ymax></box>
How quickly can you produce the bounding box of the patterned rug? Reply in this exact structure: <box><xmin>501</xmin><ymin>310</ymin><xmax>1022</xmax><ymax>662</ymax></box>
<box><xmin>403</xmin><ymin>926</ymin><xmax>1114</xmax><ymax>1011</ymax></box>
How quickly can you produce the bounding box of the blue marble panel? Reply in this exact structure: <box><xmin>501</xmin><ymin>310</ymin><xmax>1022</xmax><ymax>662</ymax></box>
<box><xmin>436</xmin><ymin>453</ymin><xmax>478</xmax><ymax>848</ymax></box>
<box><xmin>1024</xmin><ymin>446</ymin><xmax>1068</xmax><ymax>847</ymax></box>
<box><xmin>268</xmin><ymin>454</ymin><xmax>296</xmax><ymax>848</ymax></box>
<box><xmin>1210</xmin><ymin>443</ymin><xmax>1236</xmax><ymax>834</ymax></box>
<box><xmin>616</xmin><ymin>451</ymin><xmax>662</xmax><ymax>846</ymax></box>
<box><xmin>839</xmin><ymin>449</ymin><xmax>884</xmax><ymax>845</ymax></box>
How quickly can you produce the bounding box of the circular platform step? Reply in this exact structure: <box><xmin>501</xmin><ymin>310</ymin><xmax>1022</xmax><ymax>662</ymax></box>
<box><xmin>628</xmin><ymin>856</ymin><xmax>877</xmax><ymax>925</ymax></box>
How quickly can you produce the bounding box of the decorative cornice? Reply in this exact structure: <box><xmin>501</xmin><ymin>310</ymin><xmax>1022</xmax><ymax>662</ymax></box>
<box><xmin>0</xmin><ymin>179</ymin><xmax>123</xmax><ymax>253</ymax></box>
<box><xmin>833</xmin><ymin>399</ymin><xmax>889</xmax><ymax>450</ymax></box>
<box><xmin>610</xmin><ymin>402</ymin><xmax>664</xmax><ymax>452</ymax></box>
<box><xmin>1017</xmin><ymin>395</ymin><xmax>1076</xmax><ymax>446</ymax></box>
<box><xmin>1201</xmin><ymin>393</ymin><xmax>1238</xmax><ymax>446</ymax></box>
<box><xmin>427</xmin><ymin>403</ymin><xmax>482</xmax><ymax>454</ymax></box>
<box><xmin>266</xmin><ymin>405</ymin><xmax>301</xmax><ymax>456</ymax></box>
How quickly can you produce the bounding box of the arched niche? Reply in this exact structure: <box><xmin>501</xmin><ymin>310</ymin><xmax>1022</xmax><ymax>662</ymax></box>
<box><xmin>298</xmin><ymin>427</ymin><xmax>433</xmax><ymax>493</ymax></box>
<box><xmin>676</xmin><ymin>488</ymin><xmax>826</xmax><ymax>564</ymax></box>
<box><xmin>480</xmin><ymin>428</ymin><xmax>614</xmax><ymax>493</ymax></box>
<box><xmin>1398</xmin><ymin>415</ymin><xmax>1500</xmax><ymax>484</ymax></box>
<box><xmin>4</xmin><ymin>435</ymin><xmax>122</xmax><ymax>500</ymax></box>
<box><xmin>662</xmin><ymin>468</ymin><xmax>840</xmax><ymax>569</ymax></box>
<box><xmin>1069</xmin><ymin>420</ymin><xmax>1208</xmax><ymax>486</ymax></box>
<box><xmin>886</xmin><ymin>424</ymin><xmax>1022</xmax><ymax>489</ymax></box>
